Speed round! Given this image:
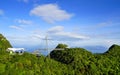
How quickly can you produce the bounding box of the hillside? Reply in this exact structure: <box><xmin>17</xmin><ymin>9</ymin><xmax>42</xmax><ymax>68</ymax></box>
<box><xmin>0</xmin><ymin>34</ymin><xmax>120</xmax><ymax>75</ymax></box>
<box><xmin>50</xmin><ymin>48</ymin><xmax>93</xmax><ymax>64</ymax></box>
<box><xmin>50</xmin><ymin>45</ymin><xmax>120</xmax><ymax>75</ymax></box>
<box><xmin>0</xmin><ymin>51</ymin><xmax>72</xmax><ymax>75</ymax></box>
<box><xmin>0</xmin><ymin>34</ymin><xmax>12</xmax><ymax>50</ymax></box>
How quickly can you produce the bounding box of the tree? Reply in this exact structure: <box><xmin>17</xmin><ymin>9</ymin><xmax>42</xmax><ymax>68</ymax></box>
<box><xmin>55</xmin><ymin>44</ymin><xmax>68</xmax><ymax>49</ymax></box>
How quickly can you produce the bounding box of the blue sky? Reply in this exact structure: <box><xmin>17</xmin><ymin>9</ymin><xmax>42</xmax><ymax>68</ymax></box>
<box><xmin>0</xmin><ymin>0</ymin><xmax>120</xmax><ymax>52</ymax></box>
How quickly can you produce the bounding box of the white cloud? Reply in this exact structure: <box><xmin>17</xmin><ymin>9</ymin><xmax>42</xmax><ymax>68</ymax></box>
<box><xmin>8</xmin><ymin>26</ymin><xmax>89</xmax><ymax>47</ymax></box>
<box><xmin>7</xmin><ymin>25</ymin><xmax>120</xmax><ymax>50</ymax></box>
<box><xmin>10</xmin><ymin>19</ymin><xmax>33</xmax><ymax>30</ymax></box>
<box><xmin>15</xmin><ymin>19</ymin><xmax>33</xmax><ymax>25</ymax></box>
<box><xmin>50</xmin><ymin>32</ymin><xmax>89</xmax><ymax>41</ymax></box>
<box><xmin>30</xmin><ymin>4</ymin><xmax>73</xmax><ymax>23</ymax></box>
<box><xmin>47</xmin><ymin>26</ymin><xmax>89</xmax><ymax>41</ymax></box>
<box><xmin>48</xmin><ymin>26</ymin><xmax>64</xmax><ymax>33</ymax></box>
<box><xmin>0</xmin><ymin>9</ymin><xmax>4</xmax><ymax>16</ymax></box>
<box><xmin>9</xmin><ymin>25</ymin><xmax>24</xmax><ymax>31</ymax></box>
<box><xmin>31</xmin><ymin>30</ymin><xmax>45</xmax><ymax>39</ymax></box>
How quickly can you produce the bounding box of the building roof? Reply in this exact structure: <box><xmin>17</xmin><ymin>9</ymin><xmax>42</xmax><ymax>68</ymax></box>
<box><xmin>7</xmin><ymin>48</ymin><xmax>25</xmax><ymax>52</ymax></box>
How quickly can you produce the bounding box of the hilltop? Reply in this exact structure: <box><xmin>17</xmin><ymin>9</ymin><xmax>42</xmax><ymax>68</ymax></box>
<box><xmin>50</xmin><ymin>48</ymin><xmax>93</xmax><ymax>64</ymax></box>
<box><xmin>104</xmin><ymin>44</ymin><xmax>120</xmax><ymax>56</ymax></box>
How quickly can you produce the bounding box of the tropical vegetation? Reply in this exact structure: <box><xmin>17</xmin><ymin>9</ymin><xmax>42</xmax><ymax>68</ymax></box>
<box><xmin>0</xmin><ymin>34</ymin><xmax>120</xmax><ymax>75</ymax></box>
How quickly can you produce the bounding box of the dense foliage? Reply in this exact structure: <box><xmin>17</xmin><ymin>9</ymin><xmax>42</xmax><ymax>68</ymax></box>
<box><xmin>0</xmin><ymin>34</ymin><xmax>120</xmax><ymax>75</ymax></box>
<box><xmin>50</xmin><ymin>45</ymin><xmax>120</xmax><ymax>75</ymax></box>
<box><xmin>0</xmin><ymin>50</ymin><xmax>74</xmax><ymax>75</ymax></box>
<box><xmin>0</xmin><ymin>45</ymin><xmax>119</xmax><ymax>75</ymax></box>
<box><xmin>0</xmin><ymin>34</ymin><xmax>12</xmax><ymax>50</ymax></box>
<box><xmin>55</xmin><ymin>43</ymin><xmax>68</xmax><ymax>48</ymax></box>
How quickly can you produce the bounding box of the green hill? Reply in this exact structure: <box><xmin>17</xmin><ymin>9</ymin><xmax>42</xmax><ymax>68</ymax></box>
<box><xmin>50</xmin><ymin>45</ymin><xmax>120</xmax><ymax>75</ymax></box>
<box><xmin>50</xmin><ymin>48</ymin><xmax>93</xmax><ymax>64</ymax></box>
<box><xmin>104</xmin><ymin>44</ymin><xmax>120</xmax><ymax>56</ymax></box>
<box><xmin>0</xmin><ymin>34</ymin><xmax>12</xmax><ymax>50</ymax></box>
<box><xmin>0</xmin><ymin>51</ymin><xmax>72</xmax><ymax>75</ymax></box>
<box><xmin>0</xmin><ymin>36</ymin><xmax>120</xmax><ymax>75</ymax></box>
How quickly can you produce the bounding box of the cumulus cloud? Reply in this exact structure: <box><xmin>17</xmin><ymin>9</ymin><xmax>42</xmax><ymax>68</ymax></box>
<box><xmin>0</xmin><ymin>9</ymin><xmax>4</xmax><ymax>16</ymax></box>
<box><xmin>30</xmin><ymin>4</ymin><xmax>73</xmax><ymax>23</ymax></box>
<box><xmin>47</xmin><ymin>26</ymin><xmax>89</xmax><ymax>41</ymax></box>
<box><xmin>9</xmin><ymin>25</ymin><xmax>24</xmax><ymax>31</ymax></box>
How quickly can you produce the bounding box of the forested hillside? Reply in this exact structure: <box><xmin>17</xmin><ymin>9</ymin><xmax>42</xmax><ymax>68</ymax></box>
<box><xmin>0</xmin><ymin>34</ymin><xmax>120</xmax><ymax>75</ymax></box>
<box><xmin>50</xmin><ymin>45</ymin><xmax>120</xmax><ymax>75</ymax></box>
<box><xmin>0</xmin><ymin>45</ymin><xmax>119</xmax><ymax>75</ymax></box>
<box><xmin>0</xmin><ymin>34</ymin><xmax>12</xmax><ymax>50</ymax></box>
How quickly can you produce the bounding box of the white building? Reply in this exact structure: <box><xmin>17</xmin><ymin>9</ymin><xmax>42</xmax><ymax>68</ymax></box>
<box><xmin>7</xmin><ymin>48</ymin><xmax>25</xmax><ymax>55</ymax></box>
